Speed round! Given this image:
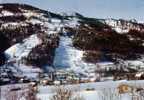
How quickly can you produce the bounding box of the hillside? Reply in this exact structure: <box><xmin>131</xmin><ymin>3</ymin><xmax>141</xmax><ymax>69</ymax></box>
<box><xmin>0</xmin><ymin>3</ymin><xmax>144</xmax><ymax>85</ymax></box>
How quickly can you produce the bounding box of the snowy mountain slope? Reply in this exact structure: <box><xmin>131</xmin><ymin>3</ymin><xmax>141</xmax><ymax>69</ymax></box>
<box><xmin>53</xmin><ymin>36</ymin><xmax>96</xmax><ymax>75</ymax></box>
<box><xmin>0</xmin><ymin>3</ymin><xmax>59</xmax><ymax>82</ymax></box>
<box><xmin>5</xmin><ymin>34</ymin><xmax>42</xmax><ymax>60</ymax></box>
<box><xmin>1</xmin><ymin>3</ymin><xmax>144</xmax><ymax>84</ymax></box>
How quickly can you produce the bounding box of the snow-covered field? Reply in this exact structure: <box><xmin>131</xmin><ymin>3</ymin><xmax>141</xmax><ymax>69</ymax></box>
<box><xmin>1</xmin><ymin>81</ymin><xmax>144</xmax><ymax>100</ymax></box>
<box><xmin>5</xmin><ymin>34</ymin><xmax>42</xmax><ymax>60</ymax></box>
<box><xmin>0</xmin><ymin>84</ymin><xmax>31</xmax><ymax>100</ymax></box>
<box><xmin>37</xmin><ymin>80</ymin><xmax>144</xmax><ymax>100</ymax></box>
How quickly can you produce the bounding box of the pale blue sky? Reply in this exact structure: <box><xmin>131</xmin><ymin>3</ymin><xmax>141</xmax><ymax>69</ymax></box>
<box><xmin>1</xmin><ymin>0</ymin><xmax>144</xmax><ymax>21</ymax></box>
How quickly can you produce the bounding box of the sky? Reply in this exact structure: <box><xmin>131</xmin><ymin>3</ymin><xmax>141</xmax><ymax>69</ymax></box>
<box><xmin>1</xmin><ymin>0</ymin><xmax>144</xmax><ymax>21</ymax></box>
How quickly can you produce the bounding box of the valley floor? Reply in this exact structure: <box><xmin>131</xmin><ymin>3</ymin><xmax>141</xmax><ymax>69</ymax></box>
<box><xmin>37</xmin><ymin>80</ymin><xmax>144</xmax><ymax>100</ymax></box>
<box><xmin>1</xmin><ymin>80</ymin><xmax>144</xmax><ymax>100</ymax></box>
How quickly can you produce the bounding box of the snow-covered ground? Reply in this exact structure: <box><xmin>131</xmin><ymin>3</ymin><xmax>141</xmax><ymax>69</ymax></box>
<box><xmin>1</xmin><ymin>81</ymin><xmax>144</xmax><ymax>100</ymax></box>
<box><xmin>53</xmin><ymin>36</ymin><xmax>97</xmax><ymax>75</ymax></box>
<box><xmin>104</xmin><ymin>19</ymin><xmax>129</xmax><ymax>34</ymax></box>
<box><xmin>18</xmin><ymin>64</ymin><xmax>42</xmax><ymax>79</ymax></box>
<box><xmin>0</xmin><ymin>10</ymin><xmax>14</xmax><ymax>16</ymax></box>
<box><xmin>5</xmin><ymin>34</ymin><xmax>42</xmax><ymax>60</ymax></box>
<box><xmin>37</xmin><ymin>90</ymin><xmax>131</xmax><ymax>100</ymax></box>
<box><xmin>37</xmin><ymin>80</ymin><xmax>144</xmax><ymax>100</ymax></box>
<box><xmin>102</xmin><ymin>18</ymin><xmax>143</xmax><ymax>34</ymax></box>
<box><xmin>124</xmin><ymin>60</ymin><xmax>144</xmax><ymax>70</ymax></box>
<box><xmin>3</xmin><ymin>34</ymin><xmax>42</xmax><ymax>79</ymax></box>
<box><xmin>0</xmin><ymin>84</ymin><xmax>32</xmax><ymax>100</ymax></box>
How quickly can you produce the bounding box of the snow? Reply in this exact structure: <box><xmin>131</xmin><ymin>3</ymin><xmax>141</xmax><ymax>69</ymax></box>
<box><xmin>126</xmin><ymin>60</ymin><xmax>144</xmax><ymax>66</ymax></box>
<box><xmin>45</xmin><ymin>16</ymin><xmax>79</xmax><ymax>35</ymax></box>
<box><xmin>104</xmin><ymin>19</ymin><xmax>129</xmax><ymax>34</ymax></box>
<box><xmin>124</xmin><ymin>60</ymin><xmax>144</xmax><ymax>69</ymax></box>
<box><xmin>0</xmin><ymin>6</ymin><xmax>3</xmax><ymax>8</ymax></box>
<box><xmin>1</xmin><ymin>22</ymin><xmax>28</xmax><ymax>28</ymax></box>
<box><xmin>38</xmin><ymin>80</ymin><xmax>144</xmax><ymax>94</ymax></box>
<box><xmin>0</xmin><ymin>61</ymin><xmax>41</xmax><ymax>79</ymax></box>
<box><xmin>113</xmin><ymin>27</ymin><xmax>129</xmax><ymax>34</ymax></box>
<box><xmin>3</xmin><ymin>34</ymin><xmax>42</xmax><ymax>79</ymax></box>
<box><xmin>37</xmin><ymin>80</ymin><xmax>144</xmax><ymax>100</ymax></box>
<box><xmin>135</xmin><ymin>72</ymin><xmax>144</xmax><ymax>77</ymax></box>
<box><xmin>97</xmin><ymin>62</ymin><xmax>114</xmax><ymax>68</ymax></box>
<box><xmin>18</xmin><ymin>64</ymin><xmax>42</xmax><ymax>78</ymax></box>
<box><xmin>81</xmin><ymin>91</ymin><xmax>99</xmax><ymax>100</ymax></box>
<box><xmin>64</xmin><ymin>17</ymin><xmax>80</xmax><ymax>28</ymax></box>
<box><xmin>138</xmin><ymin>21</ymin><xmax>144</xmax><ymax>24</ymax></box>
<box><xmin>5</xmin><ymin>34</ymin><xmax>42</xmax><ymax>60</ymax></box>
<box><xmin>23</xmin><ymin>12</ymin><xmax>42</xmax><ymax>18</ymax></box>
<box><xmin>53</xmin><ymin>36</ymin><xmax>83</xmax><ymax>68</ymax></box>
<box><xmin>80</xmin><ymin>90</ymin><xmax>131</xmax><ymax>100</ymax></box>
<box><xmin>0</xmin><ymin>84</ymin><xmax>31</xmax><ymax>100</ymax></box>
<box><xmin>53</xmin><ymin>36</ymin><xmax>96</xmax><ymax>75</ymax></box>
<box><xmin>48</xmin><ymin>30</ymin><xmax>59</xmax><ymax>34</ymax></box>
<box><xmin>37</xmin><ymin>93</ymin><xmax>53</xmax><ymax>100</ymax></box>
<box><xmin>1</xmin><ymin>10</ymin><xmax>14</xmax><ymax>16</ymax></box>
<box><xmin>51</xmin><ymin>19</ymin><xmax>61</xmax><ymax>23</ymax></box>
<box><xmin>105</xmin><ymin>19</ymin><xmax>117</xmax><ymax>26</ymax></box>
<box><xmin>27</xmin><ymin>18</ymin><xmax>43</xmax><ymax>25</ymax></box>
<box><xmin>37</xmin><ymin>90</ymin><xmax>133</xmax><ymax>100</ymax></box>
<box><xmin>23</xmin><ymin>11</ymin><xmax>48</xmax><ymax>22</ymax></box>
<box><xmin>46</xmin><ymin>21</ymin><xmax>62</xmax><ymax>33</ymax></box>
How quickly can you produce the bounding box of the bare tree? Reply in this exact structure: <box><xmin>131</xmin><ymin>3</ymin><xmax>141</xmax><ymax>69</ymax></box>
<box><xmin>51</xmin><ymin>87</ymin><xmax>84</xmax><ymax>100</ymax></box>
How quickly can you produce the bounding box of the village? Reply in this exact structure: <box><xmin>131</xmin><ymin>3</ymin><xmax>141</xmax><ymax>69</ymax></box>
<box><xmin>38</xmin><ymin>63</ymin><xmax>144</xmax><ymax>86</ymax></box>
<box><xmin>1</xmin><ymin>58</ymin><xmax>144</xmax><ymax>86</ymax></box>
